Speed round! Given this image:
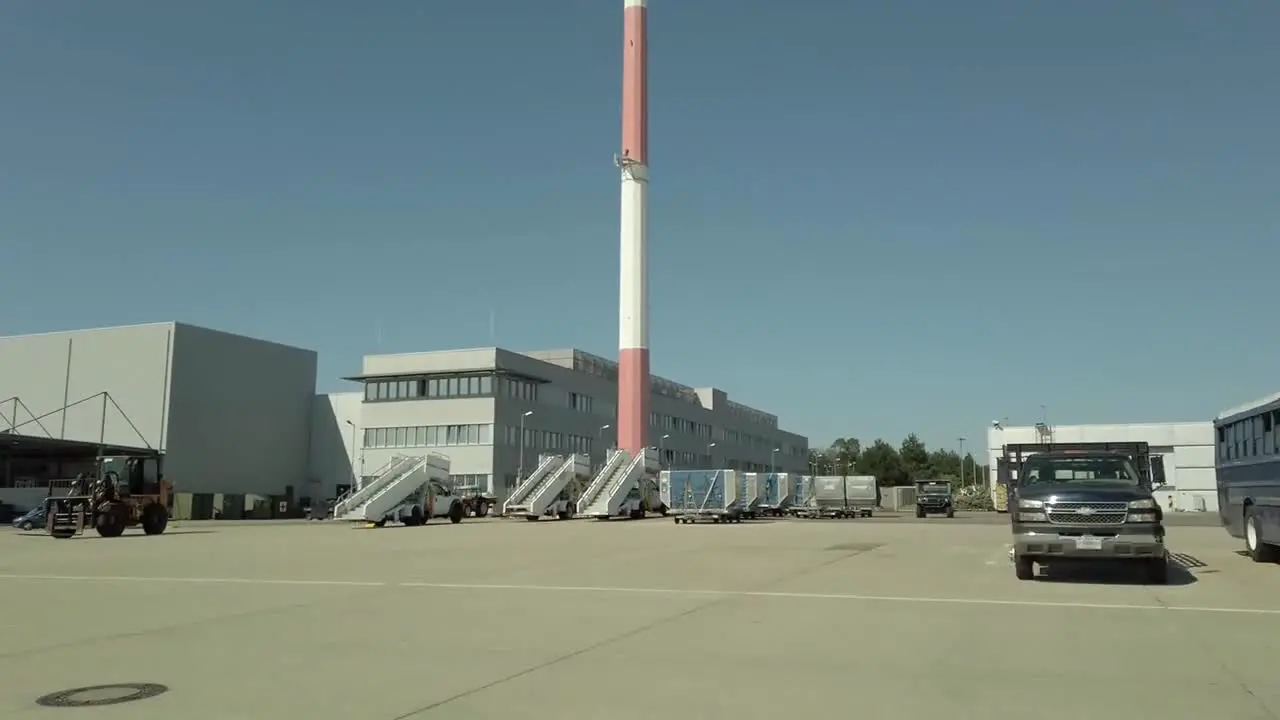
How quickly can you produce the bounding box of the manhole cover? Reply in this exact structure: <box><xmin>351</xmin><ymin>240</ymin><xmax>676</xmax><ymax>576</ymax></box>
<box><xmin>36</xmin><ymin>683</ymin><xmax>169</xmax><ymax>707</ymax></box>
<box><xmin>825</xmin><ymin>542</ymin><xmax>883</xmax><ymax>553</ymax></box>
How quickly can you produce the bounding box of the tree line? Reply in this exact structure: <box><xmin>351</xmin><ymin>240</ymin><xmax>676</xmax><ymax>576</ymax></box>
<box><xmin>807</xmin><ymin>435</ymin><xmax>991</xmax><ymax>487</ymax></box>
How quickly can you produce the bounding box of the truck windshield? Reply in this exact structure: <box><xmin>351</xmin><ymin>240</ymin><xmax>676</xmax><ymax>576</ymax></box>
<box><xmin>1021</xmin><ymin>456</ymin><xmax>1140</xmax><ymax>486</ymax></box>
<box><xmin>917</xmin><ymin>483</ymin><xmax>949</xmax><ymax>493</ymax></box>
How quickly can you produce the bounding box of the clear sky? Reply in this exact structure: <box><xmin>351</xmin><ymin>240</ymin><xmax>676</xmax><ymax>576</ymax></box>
<box><xmin>1</xmin><ymin>0</ymin><xmax>1276</xmax><ymax>452</ymax></box>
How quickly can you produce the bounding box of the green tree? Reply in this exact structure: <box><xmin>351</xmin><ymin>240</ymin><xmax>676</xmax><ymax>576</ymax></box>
<box><xmin>927</xmin><ymin>449</ymin><xmax>961</xmax><ymax>480</ymax></box>
<box><xmin>856</xmin><ymin>439</ymin><xmax>908</xmax><ymax>485</ymax></box>
<box><xmin>899</xmin><ymin>434</ymin><xmax>931</xmax><ymax>481</ymax></box>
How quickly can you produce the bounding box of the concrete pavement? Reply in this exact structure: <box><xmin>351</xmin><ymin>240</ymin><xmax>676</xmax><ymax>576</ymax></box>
<box><xmin>1</xmin><ymin>516</ymin><xmax>1277</xmax><ymax>719</ymax></box>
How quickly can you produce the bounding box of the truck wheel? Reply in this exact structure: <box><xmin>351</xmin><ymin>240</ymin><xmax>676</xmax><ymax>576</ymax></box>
<box><xmin>1014</xmin><ymin>555</ymin><xmax>1036</xmax><ymax>581</ymax></box>
<box><xmin>448</xmin><ymin>502</ymin><xmax>464</xmax><ymax>524</ymax></box>
<box><xmin>475</xmin><ymin>501</ymin><xmax>489</xmax><ymax>518</ymax></box>
<box><xmin>94</xmin><ymin>504</ymin><xmax>127</xmax><ymax>538</ymax></box>
<box><xmin>141</xmin><ymin>504</ymin><xmax>169</xmax><ymax>535</ymax></box>
<box><xmin>1144</xmin><ymin>558</ymin><xmax>1169</xmax><ymax>585</ymax></box>
<box><xmin>19</xmin><ymin>521</ymin><xmax>33</xmax><ymax>531</ymax></box>
<box><xmin>408</xmin><ymin>505</ymin><xmax>424</xmax><ymax>526</ymax></box>
<box><xmin>915</xmin><ymin>508</ymin><xmax>925</xmax><ymax>519</ymax></box>
<box><xmin>946</xmin><ymin>508</ymin><xmax>955</xmax><ymax>519</ymax></box>
<box><xmin>1244</xmin><ymin>508</ymin><xmax>1278</xmax><ymax>562</ymax></box>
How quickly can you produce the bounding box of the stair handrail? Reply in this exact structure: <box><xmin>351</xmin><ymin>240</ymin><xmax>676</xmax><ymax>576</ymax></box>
<box><xmin>333</xmin><ymin>455</ymin><xmax>419</xmax><ymax>517</ymax></box>
<box><xmin>340</xmin><ymin>457</ymin><xmax>431</xmax><ymax>520</ymax></box>
<box><xmin>526</xmin><ymin>459</ymin><xmax>573</xmax><ymax>509</ymax></box>
<box><xmin>508</xmin><ymin>455</ymin><xmax>560</xmax><ymax>504</ymax></box>
<box><xmin>577</xmin><ymin>451</ymin><xmax>627</xmax><ymax>512</ymax></box>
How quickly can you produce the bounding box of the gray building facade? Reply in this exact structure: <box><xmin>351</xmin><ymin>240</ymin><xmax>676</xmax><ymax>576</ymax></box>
<box><xmin>314</xmin><ymin>347</ymin><xmax>809</xmax><ymax>498</ymax></box>
<box><xmin>0</xmin><ymin>322</ymin><xmax>317</xmax><ymax>505</ymax></box>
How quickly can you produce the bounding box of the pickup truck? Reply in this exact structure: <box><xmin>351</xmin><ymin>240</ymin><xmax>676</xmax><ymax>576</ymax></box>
<box><xmin>1004</xmin><ymin>444</ymin><xmax>1168</xmax><ymax>584</ymax></box>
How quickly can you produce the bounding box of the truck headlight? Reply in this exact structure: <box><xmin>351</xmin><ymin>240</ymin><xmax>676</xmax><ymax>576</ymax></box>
<box><xmin>1018</xmin><ymin>498</ymin><xmax>1044</xmax><ymax>509</ymax></box>
<box><xmin>1127</xmin><ymin>499</ymin><xmax>1157</xmax><ymax>510</ymax></box>
<box><xmin>1126</xmin><ymin>511</ymin><xmax>1159</xmax><ymax>523</ymax></box>
<box><xmin>1017</xmin><ymin>511</ymin><xmax>1047</xmax><ymax>522</ymax></box>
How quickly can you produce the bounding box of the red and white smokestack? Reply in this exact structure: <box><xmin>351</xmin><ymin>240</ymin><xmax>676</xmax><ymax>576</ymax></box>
<box><xmin>617</xmin><ymin>0</ymin><xmax>649</xmax><ymax>456</ymax></box>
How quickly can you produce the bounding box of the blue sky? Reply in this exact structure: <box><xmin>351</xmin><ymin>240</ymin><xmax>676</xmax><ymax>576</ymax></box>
<box><xmin>2</xmin><ymin>0</ymin><xmax>1276</xmax><ymax>452</ymax></box>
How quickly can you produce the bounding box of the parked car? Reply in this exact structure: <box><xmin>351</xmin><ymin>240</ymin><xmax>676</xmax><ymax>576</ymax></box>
<box><xmin>12</xmin><ymin>506</ymin><xmax>46</xmax><ymax>531</ymax></box>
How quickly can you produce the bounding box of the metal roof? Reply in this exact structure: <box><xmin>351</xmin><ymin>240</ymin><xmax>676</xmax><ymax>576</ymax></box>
<box><xmin>1215</xmin><ymin>391</ymin><xmax>1280</xmax><ymax>423</ymax></box>
<box><xmin>0</xmin><ymin>432</ymin><xmax>159</xmax><ymax>458</ymax></box>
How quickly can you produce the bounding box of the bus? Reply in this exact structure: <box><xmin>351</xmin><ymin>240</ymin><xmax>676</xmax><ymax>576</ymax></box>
<box><xmin>1215</xmin><ymin>392</ymin><xmax>1280</xmax><ymax>561</ymax></box>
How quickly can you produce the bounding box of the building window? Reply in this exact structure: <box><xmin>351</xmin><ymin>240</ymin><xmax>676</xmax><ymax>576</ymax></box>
<box><xmin>363</xmin><ymin>373</ymin><xmax>499</xmax><ymax>403</ymax></box>
<box><xmin>362</xmin><ymin>424</ymin><xmax>495</xmax><ymax>448</ymax></box>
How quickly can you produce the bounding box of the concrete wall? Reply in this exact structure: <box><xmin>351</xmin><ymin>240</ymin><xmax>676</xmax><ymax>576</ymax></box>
<box><xmin>307</xmin><ymin>392</ymin><xmax>362</xmax><ymax>501</ymax></box>
<box><xmin>986</xmin><ymin>422</ymin><xmax>1217</xmax><ymax>512</ymax></box>
<box><xmin>163</xmin><ymin>324</ymin><xmax>317</xmax><ymax>496</ymax></box>
<box><xmin>0</xmin><ymin>322</ymin><xmax>174</xmax><ymax>449</ymax></box>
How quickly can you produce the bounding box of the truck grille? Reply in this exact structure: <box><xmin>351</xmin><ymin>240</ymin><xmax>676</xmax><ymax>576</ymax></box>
<box><xmin>1045</xmin><ymin>501</ymin><xmax>1128</xmax><ymax>526</ymax></box>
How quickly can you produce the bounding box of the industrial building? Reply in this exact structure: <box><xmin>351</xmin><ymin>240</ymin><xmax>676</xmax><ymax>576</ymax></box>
<box><xmin>310</xmin><ymin>347</ymin><xmax>810</xmax><ymax>500</ymax></box>
<box><xmin>986</xmin><ymin>421</ymin><xmax>1217</xmax><ymax>512</ymax></box>
<box><xmin>0</xmin><ymin>322</ymin><xmax>318</xmax><ymax>511</ymax></box>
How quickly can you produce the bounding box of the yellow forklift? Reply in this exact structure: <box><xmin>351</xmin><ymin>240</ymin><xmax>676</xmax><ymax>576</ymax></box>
<box><xmin>44</xmin><ymin>454</ymin><xmax>172</xmax><ymax>539</ymax></box>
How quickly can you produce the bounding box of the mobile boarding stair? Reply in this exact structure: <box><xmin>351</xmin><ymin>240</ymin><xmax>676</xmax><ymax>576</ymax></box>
<box><xmin>331</xmin><ymin>453</ymin><xmax>452</xmax><ymax>524</ymax></box>
<box><xmin>577</xmin><ymin>448</ymin><xmax>661</xmax><ymax>520</ymax></box>
<box><xmin>503</xmin><ymin>453</ymin><xmax>591</xmax><ymax>520</ymax></box>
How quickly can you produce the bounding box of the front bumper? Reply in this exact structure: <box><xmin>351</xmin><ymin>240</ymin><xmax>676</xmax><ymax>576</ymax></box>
<box><xmin>1013</xmin><ymin>526</ymin><xmax>1165</xmax><ymax>560</ymax></box>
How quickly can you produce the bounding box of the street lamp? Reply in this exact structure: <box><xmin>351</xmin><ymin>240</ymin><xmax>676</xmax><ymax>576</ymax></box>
<box><xmin>957</xmin><ymin>437</ymin><xmax>966</xmax><ymax>487</ymax></box>
<box><xmin>706</xmin><ymin>441</ymin><xmax>717</xmax><ymax>469</ymax></box>
<box><xmin>599</xmin><ymin>423</ymin><xmax>611</xmax><ymax>448</ymax></box>
<box><xmin>660</xmin><ymin>433</ymin><xmax>670</xmax><ymax>469</ymax></box>
<box><xmin>517</xmin><ymin>410</ymin><xmax>534</xmax><ymax>482</ymax></box>
<box><xmin>770</xmin><ymin>447</ymin><xmax>780</xmax><ymax>473</ymax></box>
<box><xmin>344</xmin><ymin>420</ymin><xmax>360</xmax><ymax>490</ymax></box>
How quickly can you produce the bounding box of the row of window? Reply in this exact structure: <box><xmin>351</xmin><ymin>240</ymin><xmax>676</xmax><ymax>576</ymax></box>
<box><xmin>364</xmin><ymin>375</ymin><xmax>495</xmax><ymax>402</ymax></box>
<box><xmin>363</xmin><ymin>424</ymin><xmax>493</xmax><ymax>449</ymax></box>
<box><xmin>500</xmin><ymin>425</ymin><xmax>596</xmax><ymax>455</ymax></box>
<box><xmin>359</xmin><ymin>375</ymin><xmax>799</xmax><ymax>457</ymax></box>
<box><xmin>1218</xmin><ymin>410</ymin><xmax>1280</xmax><ymax>461</ymax></box>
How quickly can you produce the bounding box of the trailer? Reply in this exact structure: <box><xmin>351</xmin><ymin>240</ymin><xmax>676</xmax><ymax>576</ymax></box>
<box><xmin>788</xmin><ymin>475</ymin><xmax>876</xmax><ymax>518</ymax></box>
<box><xmin>753</xmin><ymin>472</ymin><xmax>798</xmax><ymax>516</ymax></box>
<box><xmin>661</xmin><ymin>470</ymin><xmax>748</xmax><ymax>524</ymax></box>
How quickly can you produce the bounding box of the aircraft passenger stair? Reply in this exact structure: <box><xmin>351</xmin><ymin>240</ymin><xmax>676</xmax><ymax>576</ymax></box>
<box><xmin>577</xmin><ymin>448</ymin><xmax>661</xmax><ymax>518</ymax></box>
<box><xmin>332</xmin><ymin>453</ymin><xmax>451</xmax><ymax>523</ymax></box>
<box><xmin>502</xmin><ymin>454</ymin><xmax>590</xmax><ymax>518</ymax></box>
<box><xmin>501</xmin><ymin>455</ymin><xmax>561</xmax><ymax>516</ymax></box>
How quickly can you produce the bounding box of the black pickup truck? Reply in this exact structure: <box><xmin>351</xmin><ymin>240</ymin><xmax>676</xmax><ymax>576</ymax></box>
<box><xmin>1001</xmin><ymin>442</ymin><xmax>1168</xmax><ymax>584</ymax></box>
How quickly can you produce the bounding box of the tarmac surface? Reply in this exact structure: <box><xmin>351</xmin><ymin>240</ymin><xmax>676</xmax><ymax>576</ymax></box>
<box><xmin>2</xmin><ymin>515</ymin><xmax>1279</xmax><ymax>719</ymax></box>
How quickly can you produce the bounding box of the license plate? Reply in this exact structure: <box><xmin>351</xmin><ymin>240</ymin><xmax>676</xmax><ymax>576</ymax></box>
<box><xmin>1075</xmin><ymin>536</ymin><xmax>1103</xmax><ymax>551</ymax></box>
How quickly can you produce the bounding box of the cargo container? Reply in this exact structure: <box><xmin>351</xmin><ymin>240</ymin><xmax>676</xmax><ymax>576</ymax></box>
<box><xmin>790</xmin><ymin>475</ymin><xmax>877</xmax><ymax>518</ymax></box>
<box><xmin>750</xmin><ymin>473</ymin><xmax>797</xmax><ymax>516</ymax></box>
<box><xmin>661</xmin><ymin>470</ymin><xmax>748</xmax><ymax>524</ymax></box>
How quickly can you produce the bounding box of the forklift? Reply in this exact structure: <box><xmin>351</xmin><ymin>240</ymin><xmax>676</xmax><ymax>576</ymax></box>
<box><xmin>44</xmin><ymin>454</ymin><xmax>172</xmax><ymax>539</ymax></box>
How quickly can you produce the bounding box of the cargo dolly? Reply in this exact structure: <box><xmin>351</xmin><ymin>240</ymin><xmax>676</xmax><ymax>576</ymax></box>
<box><xmin>787</xmin><ymin>505</ymin><xmax>873</xmax><ymax>519</ymax></box>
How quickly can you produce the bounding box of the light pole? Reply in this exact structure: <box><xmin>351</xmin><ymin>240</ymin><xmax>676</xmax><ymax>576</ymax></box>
<box><xmin>344</xmin><ymin>420</ymin><xmax>359</xmax><ymax>490</ymax></box>
<box><xmin>517</xmin><ymin>410</ymin><xmax>534</xmax><ymax>482</ymax></box>
<box><xmin>660</xmin><ymin>433</ymin><xmax>670</xmax><ymax>469</ymax></box>
<box><xmin>599</xmin><ymin>423</ymin><xmax>612</xmax><ymax>448</ymax></box>
<box><xmin>770</xmin><ymin>447</ymin><xmax>780</xmax><ymax>473</ymax></box>
<box><xmin>957</xmin><ymin>437</ymin><xmax>966</xmax><ymax>487</ymax></box>
<box><xmin>706</xmin><ymin>442</ymin><xmax>717</xmax><ymax>469</ymax></box>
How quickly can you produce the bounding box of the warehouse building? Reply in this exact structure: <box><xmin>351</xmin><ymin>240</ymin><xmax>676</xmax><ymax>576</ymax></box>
<box><xmin>310</xmin><ymin>347</ymin><xmax>810</xmax><ymax>499</ymax></box>
<box><xmin>0</xmin><ymin>322</ymin><xmax>317</xmax><ymax>510</ymax></box>
<box><xmin>986</xmin><ymin>421</ymin><xmax>1216</xmax><ymax>512</ymax></box>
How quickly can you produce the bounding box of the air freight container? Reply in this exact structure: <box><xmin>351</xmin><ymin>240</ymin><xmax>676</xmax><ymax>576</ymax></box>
<box><xmin>750</xmin><ymin>473</ymin><xmax>797</xmax><ymax>514</ymax></box>
<box><xmin>661</xmin><ymin>470</ymin><xmax>747</xmax><ymax>518</ymax></box>
<box><xmin>791</xmin><ymin>475</ymin><xmax>878</xmax><ymax>518</ymax></box>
